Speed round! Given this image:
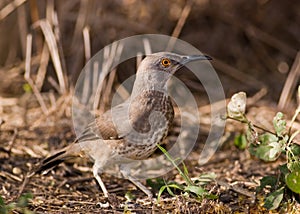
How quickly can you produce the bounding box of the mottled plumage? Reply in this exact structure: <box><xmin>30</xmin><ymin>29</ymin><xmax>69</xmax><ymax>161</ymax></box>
<box><xmin>36</xmin><ymin>52</ymin><xmax>210</xmax><ymax>197</ymax></box>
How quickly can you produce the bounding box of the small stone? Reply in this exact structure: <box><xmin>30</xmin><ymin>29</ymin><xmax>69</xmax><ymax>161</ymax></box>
<box><xmin>96</xmin><ymin>201</ymin><xmax>110</xmax><ymax>208</ymax></box>
<box><xmin>12</xmin><ymin>167</ymin><xmax>22</xmax><ymax>175</ymax></box>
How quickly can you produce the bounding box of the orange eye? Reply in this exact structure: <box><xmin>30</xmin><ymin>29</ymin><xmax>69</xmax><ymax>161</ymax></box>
<box><xmin>161</xmin><ymin>58</ymin><xmax>171</xmax><ymax>67</ymax></box>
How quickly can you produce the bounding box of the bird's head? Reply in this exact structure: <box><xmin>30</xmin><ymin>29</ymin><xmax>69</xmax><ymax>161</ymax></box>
<box><xmin>138</xmin><ymin>52</ymin><xmax>211</xmax><ymax>74</ymax></box>
<box><xmin>133</xmin><ymin>52</ymin><xmax>211</xmax><ymax>95</ymax></box>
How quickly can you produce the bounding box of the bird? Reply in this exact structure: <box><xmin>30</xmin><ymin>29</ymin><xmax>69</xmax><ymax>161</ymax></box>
<box><xmin>36</xmin><ymin>52</ymin><xmax>211</xmax><ymax>198</ymax></box>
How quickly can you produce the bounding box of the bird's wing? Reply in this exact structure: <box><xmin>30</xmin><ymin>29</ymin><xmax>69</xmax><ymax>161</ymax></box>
<box><xmin>77</xmin><ymin>91</ymin><xmax>171</xmax><ymax>143</ymax></box>
<box><xmin>76</xmin><ymin>102</ymin><xmax>130</xmax><ymax>142</ymax></box>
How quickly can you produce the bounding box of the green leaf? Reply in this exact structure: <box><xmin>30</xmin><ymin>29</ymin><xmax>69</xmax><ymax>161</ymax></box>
<box><xmin>287</xmin><ymin>160</ymin><xmax>300</xmax><ymax>172</ymax></box>
<box><xmin>157</xmin><ymin>185</ymin><xmax>168</xmax><ymax>201</ymax></box>
<box><xmin>290</xmin><ymin>144</ymin><xmax>300</xmax><ymax>156</ymax></box>
<box><xmin>182</xmin><ymin>163</ymin><xmax>189</xmax><ymax>177</ymax></box>
<box><xmin>184</xmin><ymin>185</ymin><xmax>205</xmax><ymax>196</ymax></box>
<box><xmin>22</xmin><ymin>83</ymin><xmax>32</xmax><ymax>93</ymax></box>
<box><xmin>279</xmin><ymin>164</ymin><xmax>289</xmax><ymax>176</ymax></box>
<box><xmin>259</xmin><ymin>133</ymin><xmax>278</xmax><ymax>144</ymax></box>
<box><xmin>182</xmin><ymin>163</ymin><xmax>193</xmax><ymax>185</ymax></box>
<box><xmin>0</xmin><ymin>196</ymin><xmax>4</xmax><ymax>206</ymax></box>
<box><xmin>0</xmin><ymin>196</ymin><xmax>7</xmax><ymax>214</ymax></box>
<box><xmin>166</xmin><ymin>183</ymin><xmax>184</xmax><ymax>190</ymax></box>
<box><xmin>264</xmin><ymin>186</ymin><xmax>284</xmax><ymax>210</ymax></box>
<box><xmin>246</xmin><ymin>126</ymin><xmax>255</xmax><ymax>144</ymax></box>
<box><xmin>250</xmin><ymin>134</ymin><xmax>283</xmax><ymax>161</ymax></box>
<box><xmin>157</xmin><ymin>183</ymin><xmax>183</xmax><ymax>201</ymax></box>
<box><xmin>194</xmin><ymin>172</ymin><xmax>217</xmax><ymax>186</ymax></box>
<box><xmin>273</xmin><ymin>112</ymin><xmax>286</xmax><ymax>137</ymax></box>
<box><xmin>157</xmin><ymin>144</ymin><xmax>193</xmax><ymax>186</ymax></box>
<box><xmin>5</xmin><ymin>202</ymin><xmax>15</xmax><ymax>211</ymax></box>
<box><xmin>206</xmin><ymin>194</ymin><xmax>218</xmax><ymax>200</ymax></box>
<box><xmin>124</xmin><ymin>191</ymin><xmax>135</xmax><ymax>201</ymax></box>
<box><xmin>146</xmin><ymin>178</ymin><xmax>165</xmax><ymax>190</ymax></box>
<box><xmin>234</xmin><ymin>134</ymin><xmax>247</xmax><ymax>150</ymax></box>
<box><xmin>0</xmin><ymin>208</ymin><xmax>6</xmax><ymax>214</ymax></box>
<box><xmin>257</xmin><ymin>176</ymin><xmax>277</xmax><ymax>192</ymax></box>
<box><xmin>166</xmin><ymin>185</ymin><xmax>175</xmax><ymax>196</ymax></box>
<box><xmin>17</xmin><ymin>193</ymin><xmax>32</xmax><ymax>208</ymax></box>
<box><xmin>285</xmin><ymin>170</ymin><xmax>300</xmax><ymax>194</ymax></box>
<box><xmin>254</xmin><ymin>141</ymin><xmax>282</xmax><ymax>161</ymax></box>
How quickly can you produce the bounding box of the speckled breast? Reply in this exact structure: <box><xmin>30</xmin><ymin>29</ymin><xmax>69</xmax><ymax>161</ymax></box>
<box><xmin>117</xmin><ymin>90</ymin><xmax>174</xmax><ymax>160</ymax></box>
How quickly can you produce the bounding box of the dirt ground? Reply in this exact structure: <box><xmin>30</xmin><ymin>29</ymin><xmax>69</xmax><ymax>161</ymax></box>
<box><xmin>0</xmin><ymin>0</ymin><xmax>300</xmax><ymax>213</ymax></box>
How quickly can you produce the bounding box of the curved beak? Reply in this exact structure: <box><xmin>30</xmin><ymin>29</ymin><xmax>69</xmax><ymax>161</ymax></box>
<box><xmin>181</xmin><ymin>54</ymin><xmax>212</xmax><ymax>65</ymax></box>
<box><xmin>174</xmin><ymin>54</ymin><xmax>211</xmax><ymax>72</ymax></box>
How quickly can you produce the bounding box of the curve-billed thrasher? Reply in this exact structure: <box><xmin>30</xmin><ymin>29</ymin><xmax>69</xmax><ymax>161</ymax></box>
<box><xmin>36</xmin><ymin>52</ymin><xmax>210</xmax><ymax>197</ymax></box>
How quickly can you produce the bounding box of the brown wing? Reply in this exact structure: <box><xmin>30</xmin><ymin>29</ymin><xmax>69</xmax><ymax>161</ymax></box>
<box><xmin>77</xmin><ymin>102</ymin><xmax>130</xmax><ymax>142</ymax></box>
<box><xmin>76</xmin><ymin>90</ymin><xmax>173</xmax><ymax>143</ymax></box>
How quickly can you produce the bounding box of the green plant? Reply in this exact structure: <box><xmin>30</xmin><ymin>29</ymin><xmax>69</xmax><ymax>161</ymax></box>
<box><xmin>154</xmin><ymin>144</ymin><xmax>217</xmax><ymax>201</ymax></box>
<box><xmin>0</xmin><ymin>193</ymin><xmax>33</xmax><ymax>214</ymax></box>
<box><xmin>226</xmin><ymin>87</ymin><xmax>300</xmax><ymax>210</ymax></box>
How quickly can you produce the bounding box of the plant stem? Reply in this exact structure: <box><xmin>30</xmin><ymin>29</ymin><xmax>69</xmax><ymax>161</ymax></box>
<box><xmin>288</xmin><ymin>107</ymin><xmax>300</xmax><ymax>136</ymax></box>
<box><xmin>157</xmin><ymin>144</ymin><xmax>193</xmax><ymax>186</ymax></box>
<box><xmin>226</xmin><ymin>116</ymin><xmax>277</xmax><ymax>135</ymax></box>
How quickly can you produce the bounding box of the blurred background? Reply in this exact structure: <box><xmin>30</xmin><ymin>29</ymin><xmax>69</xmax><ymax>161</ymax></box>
<box><xmin>0</xmin><ymin>0</ymin><xmax>299</xmax><ymax>106</ymax></box>
<box><xmin>0</xmin><ymin>1</ymin><xmax>299</xmax><ymax>212</ymax></box>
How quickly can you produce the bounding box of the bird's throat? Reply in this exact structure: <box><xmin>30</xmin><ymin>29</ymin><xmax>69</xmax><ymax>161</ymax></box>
<box><xmin>131</xmin><ymin>71</ymin><xmax>170</xmax><ymax>99</ymax></box>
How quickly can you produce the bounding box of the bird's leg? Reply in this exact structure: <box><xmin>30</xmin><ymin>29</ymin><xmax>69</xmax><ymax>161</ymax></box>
<box><xmin>127</xmin><ymin>176</ymin><xmax>153</xmax><ymax>198</ymax></box>
<box><xmin>120</xmin><ymin>164</ymin><xmax>153</xmax><ymax>198</ymax></box>
<box><xmin>93</xmin><ymin>165</ymin><xmax>109</xmax><ymax>197</ymax></box>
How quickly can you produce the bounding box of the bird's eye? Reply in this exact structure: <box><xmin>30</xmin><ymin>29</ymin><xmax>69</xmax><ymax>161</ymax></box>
<box><xmin>161</xmin><ymin>58</ymin><xmax>171</xmax><ymax>67</ymax></box>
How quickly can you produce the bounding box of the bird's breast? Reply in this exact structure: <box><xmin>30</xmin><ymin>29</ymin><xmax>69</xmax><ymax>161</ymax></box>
<box><xmin>116</xmin><ymin>90</ymin><xmax>174</xmax><ymax>159</ymax></box>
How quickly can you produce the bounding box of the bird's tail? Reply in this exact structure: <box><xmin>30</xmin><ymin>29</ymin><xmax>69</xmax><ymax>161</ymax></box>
<box><xmin>35</xmin><ymin>142</ymin><xmax>82</xmax><ymax>174</ymax></box>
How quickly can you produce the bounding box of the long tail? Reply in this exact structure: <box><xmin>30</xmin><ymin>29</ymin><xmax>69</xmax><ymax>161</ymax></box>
<box><xmin>35</xmin><ymin>142</ymin><xmax>82</xmax><ymax>174</ymax></box>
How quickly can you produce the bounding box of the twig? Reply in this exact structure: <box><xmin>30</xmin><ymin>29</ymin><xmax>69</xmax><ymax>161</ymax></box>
<box><xmin>212</xmin><ymin>58</ymin><xmax>265</xmax><ymax>89</ymax></box>
<box><xmin>83</xmin><ymin>26</ymin><xmax>91</xmax><ymax>63</ymax></box>
<box><xmin>0</xmin><ymin>118</ymin><xmax>4</xmax><ymax>127</ymax></box>
<box><xmin>31</xmin><ymin>93</ymin><xmax>71</xmax><ymax>128</ymax></box>
<box><xmin>167</xmin><ymin>0</ymin><xmax>192</xmax><ymax>51</ymax></box>
<box><xmin>52</xmin><ymin>9</ymin><xmax>68</xmax><ymax>89</ymax></box>
<box><xmin>47</xmin><ymin>76</ymin><xmax>61</xmax><ymax>93</ymax></box>
<box><xmin>213</xmin><ymin>11</ymin><xmax>297</xmax><ymax>58</ymax></box>
<box><xmin>246</xmin><ymin>25</ymin><xmax>297</xmax><ymax>58</ymax></box>
<box><xmin>216</xmin><ymin>179</ymin><xmax>255</xmax><ymax>200</ymax></box>
<box><xmin>0</xmin><ymin>0</ymin><xmax>26</xmax><ymax>21</ymax></box>
<box><xmin>34</xmin><ymin>19</ymin><xmax>67</xmax><ymax>94</ymax></box>
<box><xmin>288</xmin><ymin>107</ymin><xmax>300</xmax><ymax>136</ymax></box>
<box><xmin>28</xmin><ymin>0</ymin><xmax>43</xmax><ymax>52</ymax></box>
<box><xmin>227</xmin><ymin>116</ymin><xmax>276</xmax><ymax>136</ymax></box>
<box><xmin>71</xmin><ymin>0</ymin><xmax>89</xmax><ymax>49</ymax></box>
<box><xmin>18</xmin><ymin>173</ymin><xmax>30</xmax><ymax>199</ymax></box>
<box><xmin>247</xmin><ymin>87</ymin><xmax>268</xmax><ymax>106</ymax></box>
<box><xmin>7</xmin><ymin>128</ymin><xmax>18</xmax><ymax>155</ymax></box>
<box><xmin>94</xmin><ymin>43</ymin><xmax>124</xmax><ymax>112</ymax></box>
<box><xmin>102</xmin><ymin>68</ymin><xmax>117</xmax><ymax>110</ymax></box>
<box><xmin>247</xmin><ymin>36</ymin><xmax>277</xmax><ymax>73</ymax></box>
<box><xmin>16</xmin><ymin>2</ymin><xmax>28</xmax><ymax>58</ymax></box>
<box><xmin>25</xmin><ymin>34</ymin><xmax>49</xmax><ymax>114</ymax></box>
<box><xmin>35</xmin><ymin>43</ymin><xmax>50</xmax><ymax>91</ymax></box>
<box><xmin>1</xmin><ymin>54</ymin><xmax>40</xmax><ymax>74</ymax></box>
<box><xmin>136</xmin><ymin>52</ymin><xmax>143</xmax><ymax>70</ymax></box>
<box><xmin>278</xmin><ymin>52</ymin><xmax>300</xmax><ymax>110</ymax></box>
